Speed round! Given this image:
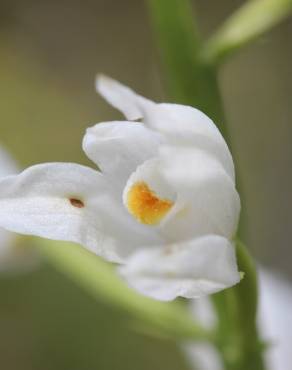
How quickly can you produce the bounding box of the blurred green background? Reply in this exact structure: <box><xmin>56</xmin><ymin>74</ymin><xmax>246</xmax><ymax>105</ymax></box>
<box><xmin>0</xmin><ymin>0</ymin><xmax>291</xmax><ymax>369</ymax></box>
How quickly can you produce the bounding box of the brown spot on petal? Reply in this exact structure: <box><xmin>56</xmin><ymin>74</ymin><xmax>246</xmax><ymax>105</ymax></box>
<box><xmin>69</xmin><ymin>198</ymin><xmax>85</xmax><ymax>208</ymax></box>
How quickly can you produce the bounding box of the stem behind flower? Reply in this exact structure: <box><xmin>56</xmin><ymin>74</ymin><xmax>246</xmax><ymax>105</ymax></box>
<box><xmin>146</xmin><ymin>0</ymin><xmax>283</xmax><ymax>369</ymax></box>
<box><xmin>35</xmin><ymin>238</ymin><xmax>214</xmax><ymax>343</ymax></box>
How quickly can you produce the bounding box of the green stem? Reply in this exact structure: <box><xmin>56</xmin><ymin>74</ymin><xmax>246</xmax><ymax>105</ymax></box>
<box><xmin>233</xmin><ymin>241</ymin><xmax>265</xmax><ymax>370</ymax></box>
<box><xmin>212</xmin><ymin>241</ymin><xmax>265</xmax><ymax>370</ymax></box>
<box><xmin>35</xmin><ymin>238</ymin><xmax>213</xmax><ymax>343</ymax></box>
<box><xmin>147</xmin><ymin>1</ymin><xmax>265</xmax><ymax>369</ymax></box>
<box><xmin>146</xmin><ymin>0</ymin><xmax>228</xmax><ymax>140</ymax></box>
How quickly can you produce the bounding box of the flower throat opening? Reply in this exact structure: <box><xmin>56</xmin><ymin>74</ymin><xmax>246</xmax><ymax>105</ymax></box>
<box><xmin>126</xmin><ymin>181</ymin><xmax>173</xmax><ymax>225</ymax></box>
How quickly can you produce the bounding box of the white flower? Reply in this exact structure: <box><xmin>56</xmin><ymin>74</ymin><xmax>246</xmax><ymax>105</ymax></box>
<box><xmin>183</xmin><ymin>269</ymin><xmax>292</xmax><ymax>370</ymax></box>
<box><xmin>0</xmin><ymin>76</ymin><xmax>240</xmax><ymax>299</ymax></box>
<box><xmin>0</xmin><ymin>145</ymin><xmax>38</xmax><ymax>272</ymax></box>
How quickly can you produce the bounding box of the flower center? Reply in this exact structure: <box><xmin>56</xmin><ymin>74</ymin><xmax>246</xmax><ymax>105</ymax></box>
<box><xmin>126</xmin><ymin>181</ymin><xmax>173</xmax><ymax>225</ymax></box>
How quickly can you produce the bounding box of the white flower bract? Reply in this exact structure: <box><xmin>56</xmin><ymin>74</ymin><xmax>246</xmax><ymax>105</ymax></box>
<box><xmin>0</xmin><ymin>76</ymin><xmax>241</xmax><ymax>299</ymax></box>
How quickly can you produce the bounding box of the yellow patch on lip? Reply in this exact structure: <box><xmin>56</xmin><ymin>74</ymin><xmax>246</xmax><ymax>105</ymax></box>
<box><xmin>127</xmin><ymin>181</ymin><xmax>173</xmax><ymax>225</ymax></box>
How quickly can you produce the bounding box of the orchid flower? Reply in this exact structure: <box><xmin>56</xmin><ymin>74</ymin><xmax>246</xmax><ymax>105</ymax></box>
<box><xmin>0</xmin><ymin>76</ymin><xmax>240</xmax><ymax>300</ymax></box>
<box><xmin>0</xmin><ymin>145</ymin><xmax>38</xmax><ymax>272</ymax></box>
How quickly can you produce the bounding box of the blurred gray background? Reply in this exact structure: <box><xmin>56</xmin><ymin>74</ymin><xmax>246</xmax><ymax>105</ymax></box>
<box><xmin>0</xmin><ymin>0</ymin><xmax>291</xmax><ymax>369</ymax></box>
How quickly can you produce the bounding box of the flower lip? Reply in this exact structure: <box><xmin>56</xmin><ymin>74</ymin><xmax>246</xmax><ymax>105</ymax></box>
<box><xmin>123</xmin><ymin>158</ymin><xmax>176</xmax><ymax>226</ymax></box>
<box><xmin>126</xmin><ymin>181</ymin><xmax>173</xmax><ymax>225</ymax></box>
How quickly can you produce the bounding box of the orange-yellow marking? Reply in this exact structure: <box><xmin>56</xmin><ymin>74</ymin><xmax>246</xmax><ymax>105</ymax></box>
<box><xmin>127</xmin><ymin>182</ymin><xmax>173</xmax><ymax>225</ymax></box>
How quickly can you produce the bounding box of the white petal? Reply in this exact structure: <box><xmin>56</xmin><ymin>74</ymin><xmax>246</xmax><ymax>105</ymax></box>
<box><xmin>83</xmin><ymin>121</ymin><xmax>162</xmax><ymax>187</ymax></box>
<box><xmin>119</xmin><ymin>235</ymin><xmax>240</xmax><ymax>301</ymax></box>
<box><xmin>141</xmin><ymin>103</ymin><xmax>235</xmax><ymax>181</ymax></box>
<box><xmin>0</xmin><ymin>163</ymin><xmax>161</xmax><ymax>263</ymax></box>
<box><xmin>96</xmin><ymin>76</ymin><xmax>234</xmax><ymax>181</ymax></box>
<box><xmin>123</xmin><ymin>157</ymin><xmax>176</xmax><ymax>208</ymax></box>
<box><xmin>160</xmin><ymin>147</ymin><xmax>240</xmax><ymax>241</ymax></box>
<box><xmin>96</xmin><ymin>75</ymin><xmax>153</xmax><ymax>120</ymax></box>
<box><xmin>125</xmin><ymin>151</ymin><xmax>240</xmax><ymax>240</ymax></box>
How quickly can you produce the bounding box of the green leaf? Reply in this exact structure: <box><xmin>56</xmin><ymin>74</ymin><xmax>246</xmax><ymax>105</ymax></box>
<box><xmin>203</xmin><ymin>0</ymin><xmax>292</xmax><ymax>64</ymax></box>
<box><xmin>34</xmin><ymin>238</ymin><xmax>213</xmax><ymax>342</ymax></box>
